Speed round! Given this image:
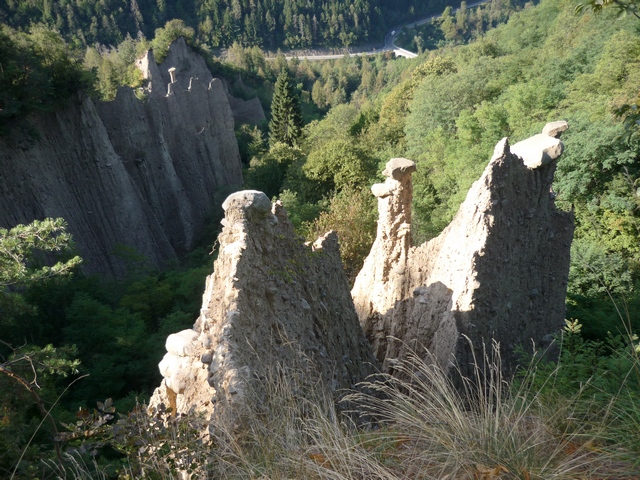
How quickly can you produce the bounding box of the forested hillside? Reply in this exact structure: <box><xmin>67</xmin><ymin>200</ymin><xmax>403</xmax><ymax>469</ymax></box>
<box><xmin>263</xmin><ymin>0</ymin><xmax>640</xmax><ymax>341</ymax></box>
<box><xmin>0</xmin><ymin>0</ymin><xmax>449</xmax><ymax>48</ymax></box>
<box><xmin>2</xmin><ymin>0</ymin><xmax>640</xmax><ymax>476</ymax></box>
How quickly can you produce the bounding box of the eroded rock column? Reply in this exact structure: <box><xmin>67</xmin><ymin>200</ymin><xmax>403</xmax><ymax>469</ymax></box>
<box><xmin>150</xmin><ymin>190</ymin><xmax>378</xmax><ymax>432</ymax></box>
<box><xmin>352</xmin><ymin>123</ymin><xmax>574</xmax><ymax>376</ymax></box>
<box><xmin>351</xmin><ymin>158</ymin><xmax>416</xmax><ymax>364</ymax></box>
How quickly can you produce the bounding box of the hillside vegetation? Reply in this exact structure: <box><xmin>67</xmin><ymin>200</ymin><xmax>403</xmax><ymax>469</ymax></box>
<box><xmin>1</xmin><ymin>0</ymin><xmax>640</xmax><ymax>477</ymax></box>
<box><xmin>270</xmin><ymin>0</ymin><xmax>640</xmax><ymax>341</ymax></box>
<box><xmin>0</xmin><ymin>0</ymin><xmax>451</xmax><ymax>49</ymax></box>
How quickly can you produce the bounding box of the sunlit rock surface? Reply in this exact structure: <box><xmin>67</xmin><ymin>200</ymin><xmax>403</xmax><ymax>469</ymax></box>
<box><xmin>149</xmin><ymin>191</ymin><xmax>378</xmax><ymax>431</ymax></box>
<box><xmin>352</xmin><ymin>123</ymin><xmax>574</xmax><ymax>375</ymax></box>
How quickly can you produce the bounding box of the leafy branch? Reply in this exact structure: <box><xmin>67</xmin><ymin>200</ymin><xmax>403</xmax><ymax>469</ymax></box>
<box><xmin>0</xmin><ymin>217</ymin><xmax>83</xmax><ymax>474</ymax></box>
<box><xmin>576</xmin><ymin>0</ymin><xmax>640</xmax><ymax>19</ymax></box>
<box><xmin>0</xmin><ymin>341</ymin><xmax>82</xmax><ymax>474</ymax></box>
<box><xmin>0</xmin><ymin>218</ymin><xmax>82</xmax><ymax>287</ymax></box>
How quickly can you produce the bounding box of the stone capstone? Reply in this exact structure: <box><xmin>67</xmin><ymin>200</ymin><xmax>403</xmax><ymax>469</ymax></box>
<box><xmin>149</xmin><ymin>192</ymin><xmax>378</xmax><ymax>431</ymax></box>
<box><xmin>383</xmin><ymin>157</ymin><xmax>418</xmax><ymax>180</ymax></box>
<box><xmin>542</xmin><ymin>120</ymin><xmax>569</xmax><ymax>138</ymax></box>
<box><xmin>221</xmin><ymin>190</ymin><xmax>273</xmax><ymax>217</ymax></box>
<box><xmin>351</xmin><ymin>124</ymin><xmax>574</xmax><ymax>376</ymax></box>
<box><xmin>510</xmin><ymin>121</ymin><xmax>568</xmax><ymax>169</ymax></box>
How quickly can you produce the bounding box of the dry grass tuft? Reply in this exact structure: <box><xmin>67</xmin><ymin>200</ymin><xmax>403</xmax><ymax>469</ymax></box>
<box><xmin>46</xmin><ymin>339</ymin><xmax>638</xmax><ymax>479</ymax></box>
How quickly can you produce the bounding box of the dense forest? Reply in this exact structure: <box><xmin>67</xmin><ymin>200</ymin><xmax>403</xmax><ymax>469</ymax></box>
<box><xmin>0</xmin><ymin>0</ymin><xmax>450</xmax><ymax>49</ymax></box>
<box><xmin>2</xmin><ymin>0</ymin><xmax>640</xmax><ymax>476</ymax></box>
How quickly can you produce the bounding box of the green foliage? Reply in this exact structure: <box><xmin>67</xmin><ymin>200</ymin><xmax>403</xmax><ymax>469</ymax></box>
<box><xmin>576</xmin><ymin>0</ymin><xmax>640</xmax><ymax>18</ymax></box>
<box><xmin>269</xmin><ymin>70</ymin><xmax>303</xmax><ymax>147</ymax></box>
<box><xmin>0</xmin><ymin>223</ymin><xmax>209</xmax><ymax>471</ymax></box>
<box><xmin>0</xmin><ymin>25</ymin><xmax>93</xmax><ymax>137</ymax></box>
<box><xmin>0</xmin><ymin>218</ymin><xmax>81</xmax><ymax>288</ymax></box>
<box><xmin>0</xmin><ymin>0</ymin><xmax>460</xmax><ymax>53</ymax></box>
<box><xmin>385</xmin><ymin>0</ymin><xmax>640</xmax><ymax>267</ymax></box>
<box><xmin>84</xmin><ymin>34</ymin><xmax>147</xmax><ymax>101</ymax></box>
<box><xmin>304</xmin><ymin>138</ymin><xmax>377</xmax><ymax>193</ymax></box>
<box><xmin>395</xmin><ymin>0</ymin><xmax>522</xmax><ymax>52</ymax></box>
<box><xmin>236</xmin><ymin>124</ymin><xmax>267</xmax><ymax>165</ymax></box>
<box><xmin>0</xmin><ymin>343</ymin><xmax>82</xmax><ymax>478</ymax></box>
<box><xmin>76</xmin><ymin>400</ymin><xmax>208</xmax><ymax>478</ymax></box>
<box><xmin>278</xmin><ymin>189</ymin><xmax>325</xmax><ymax>232</ymax></box>
<box><xmin>63</xmin><ymin>294</ymin><xmax>159</xmax><ymax>403</ymax></box>
<box><xmin>0</xmin><ymin>218</ymin><xmax>83</xmax><ymax>478</ymax></box>
<box><xmin>307</xmin><ymin>187</ymin><xmax>377</xmax><ymax>282</ymax></box>
<box><xmin>304</xmin><ymin>103</ymin><xmax>361</xmax><ymax>146</ymax></box>
<box><xmin>566</xmin><ymin>294</ymin><xmax>640</xmax><ymax>339</ymax></box>
<box><xmin>245</xmin><ymin>143</ymin><xmax>305</xmax><ymax>199</ymax></box>
<box><xmin>151</xmin><ymin>19</ymin><xmax>195</xmax><ymax>63</ymax></box>
<box><xmin>0</xmin><ymin>237</ymin><xmax>212</xmax><ymax>473</ymax></box>
<box><xmin>379</xmin><ymin>55</ymin><xmax>457</xmax><ymax>146</ymax></box>
<box><xmin>555</xmin><ymin>116</ymin><xmax>640</xmax><ymax>271</ymax></box>
<box><xmin>568</xmin><ymin>238</ymin><xmax>635</xmax><ymax>298</ymax></box>
<box><xmin>226</xmin><ymin>41</ymin><xmax>267</xmax><ymax>75</ymax></box>
<box><xmin>519</xmin><ymin>319</ymin><xmax>640</xmax><ymax>463</ymax></box>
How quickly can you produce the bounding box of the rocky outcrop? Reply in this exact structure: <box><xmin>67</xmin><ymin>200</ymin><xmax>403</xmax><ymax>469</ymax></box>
<box><xmin>219</xmin><ymin>75</ymin><xmax>267</xmax><ymax>126</ymax></box>
<box><xmin>0</xmin><ymin>38</ymin><xmax>243</xmax><ymax>276</ymax></box>
<box><xmin>225</xmin><ymin>94</ymin><xmax>266</xmax><ymax>126</ymax></box>
<box><xmin>149</xmin><ymin>191</ymin><xmax>378</xmax><ymax>431</ymax></box>
<box><xmin>352</xmin><ymin>123</ymin><xmax>574</xmax><ymax>375</ymax></box>
<box><xmin>137</xmin><ymin>43</ymin><xmax>266</xmax><ymax>127</ymax></box>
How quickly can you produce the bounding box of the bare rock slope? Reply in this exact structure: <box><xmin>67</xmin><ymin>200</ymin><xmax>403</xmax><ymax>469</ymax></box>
<box><xmin>149</xmin><ymin>191</ymin><xmax>378</xmax><ymax>430</ymax></box>
<box><xmin>352</xmin><ymin>123</ymin><xmax>574</xmax><ymax>374</ymax></box>
<box><xmin>0</xmin><ymin>38</ymin><xmax>242</xmax><ymax>276</ymax></box>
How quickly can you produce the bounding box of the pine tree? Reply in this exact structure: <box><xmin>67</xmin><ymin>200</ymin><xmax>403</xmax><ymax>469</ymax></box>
<box><xmin>269</xmin><ymin>70</ymin><xmax>303</xmax><ymax>147</ymax></box>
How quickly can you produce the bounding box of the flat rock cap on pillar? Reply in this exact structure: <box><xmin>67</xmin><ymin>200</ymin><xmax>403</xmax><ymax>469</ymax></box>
<box><xmin>510</xmin><ymin>121</ymin><xmax>568</xmax><ymax>169</ymax></box>
<box><xmin>383</xmin><ymin>158</ymin><xmax>417</xmax><ymax>179</ymax></box>
<box><xmin>352</xmin><ymin>123</ymin><xmax>574</xmax><ymax>378</ymax></box>
<box><xmin>542</xmin><ymin>120</ymin><xmax>569</xmax><ymax>138</ymax></box>
<box><xmin>222</xmin><ymin>190</ymin><xmax>272</xmax><ymax>216</ymax></box>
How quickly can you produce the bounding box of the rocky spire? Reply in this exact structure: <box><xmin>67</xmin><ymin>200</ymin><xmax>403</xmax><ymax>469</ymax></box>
<box><xmin>352</xmin><ymin>122</ymin><xmax>574</xmax><ymax>375</ymax></box>
<box><xmin>149</xmin><ymin>191</ymin><xmax>378</xmax><ymax>431</ymax></box>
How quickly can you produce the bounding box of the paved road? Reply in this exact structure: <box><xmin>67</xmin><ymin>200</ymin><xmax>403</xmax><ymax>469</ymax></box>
<box><xmin>284</xmin><ymin>0</ymin><xmax>488</xmax><ymax>61</ymax></box>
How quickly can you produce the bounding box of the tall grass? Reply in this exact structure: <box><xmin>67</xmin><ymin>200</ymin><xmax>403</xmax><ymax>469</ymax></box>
<box><xmin>46</xmin><ymin>337</ymin><xmax>639</xmax><ymax>479</ymax></box>
<box><xmin>347</xmin><ymin>337</ymin><xmax>632</xmax><ymax>479</ymax></box>
<box><xmin>45</xmin><ymin>452</ymin><xmax>112</xmax><ymax>480</ymax></box>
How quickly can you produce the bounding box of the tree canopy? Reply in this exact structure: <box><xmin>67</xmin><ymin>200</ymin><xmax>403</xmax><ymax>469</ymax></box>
<box><xmin>0</xmin><ymin>0</ymin><xmax>453</xmax><ymax>50</ymax></box>
<box><xmin>0</xmin><ymin>25</ymin><xmax>92</xmax><ymax>136</ymax></box>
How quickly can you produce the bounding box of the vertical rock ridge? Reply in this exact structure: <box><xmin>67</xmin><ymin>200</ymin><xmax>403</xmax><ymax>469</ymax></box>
<box><xmin>0</xmin><ymin>38</ymin><xmax>243</xmax><ymax>276</ymax></box>
<box><xmin>352</xmin><ymin>123</ymin><xmax>574</xmax><ymax>375</ymax></box>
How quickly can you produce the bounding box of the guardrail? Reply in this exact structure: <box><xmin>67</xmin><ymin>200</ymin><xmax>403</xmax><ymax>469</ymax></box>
<box><xmin>394</xmin><ymin>47</ymin><xmax>418</xmax><ymax>58</ymax></box>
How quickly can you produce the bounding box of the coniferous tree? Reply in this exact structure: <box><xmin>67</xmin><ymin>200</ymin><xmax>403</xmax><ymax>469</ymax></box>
<box><xmin>269</xmin><ymin>70</ymin><xmax>303</xmax><ymax>147</ymax></box>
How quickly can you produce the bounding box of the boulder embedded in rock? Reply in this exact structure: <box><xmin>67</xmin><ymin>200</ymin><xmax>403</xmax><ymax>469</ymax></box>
<box><xmin>351</xmin><ymin>124</ymin><xmax>574</xmax><ymax>376</ymax></box>
<box><xmin>383</xmin><ymin>157</ymin><xmax>417</xmax><ymax>179</ymax></box>
<box><xmin>510</xmin><ymin>134</ymin><xmax>563</xmax><ymax>169</ymax></box>
<box><xmin>542</xmin><ymin>120</ymin><xmax>569</xmax><ymax>138</ymax></box>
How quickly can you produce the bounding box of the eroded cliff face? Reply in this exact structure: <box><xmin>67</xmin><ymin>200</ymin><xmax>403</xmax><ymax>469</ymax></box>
<box><xmin>136</xmin><ymin>42</ymin><xmax>266</xmax><ymax>127</ymax></box>
<box><xmin>0</xmin><ymin>38</ymin><xmax>243</xmax><ymax>276</ymax></box>
<box><xmin>352</xmin><ymin>123</ymin><xmax>574</xmax><ymax>375</ymax></box>
<box><xmin>149</xmin><ymin>191</ymin><xmax>378</xmax><ymax>431</ymax></box>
